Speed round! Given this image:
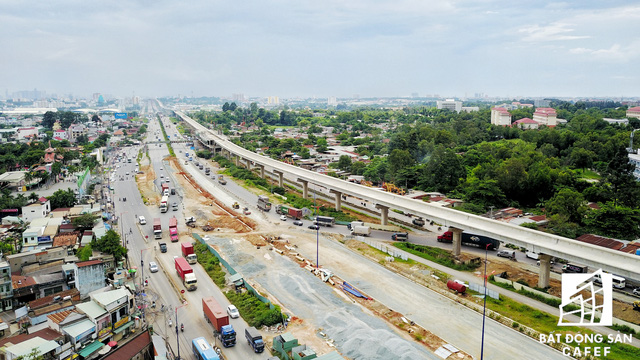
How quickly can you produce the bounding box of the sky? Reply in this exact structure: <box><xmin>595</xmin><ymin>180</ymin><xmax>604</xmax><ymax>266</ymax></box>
<box><xmin>1</xmin><ymin>1</ymin><xmax>639</xmax><ymax>99</ymax></box>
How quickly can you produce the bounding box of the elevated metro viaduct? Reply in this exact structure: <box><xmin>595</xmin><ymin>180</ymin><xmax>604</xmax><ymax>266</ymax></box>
<box><xmin>172</xmin><ymin>110</ymin><xmax>640</xmax><ymax>287</ymax></box>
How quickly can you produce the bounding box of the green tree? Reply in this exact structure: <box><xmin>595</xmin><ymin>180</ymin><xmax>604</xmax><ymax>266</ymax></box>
<box><xmin>336</xmin><ymin>155</ymin><xmax>352</xmax><ymax>171</ymax></box>
<box><xmin>76</xmin><ymin>244</ymin><xmax>92</xmax><ymax>261</ymax></box>
<box><xmin>92</xmin><ymin>229</ymin><xmax>127</xmax><ymax>261</ymax></box>
<box><xmin>545</xmin><ymin>188</ymin><xmax>587</xmax><ymax>224</ymax></box>
<box><xmin>569</xmin><ymin>147</ymin><xmax>595</xmax><ymax>173</ymax></box>
<box><xmin>222</xmin><ymin>102</ymin><xmax>230</xmax><ymax>112</ymax></box>
<box><xmin>28</xmin><ymin>192</ymin><xmax>39</xmax><ymax>203</ymax></box>
<box><xmin>419</xmin><ymin>146</ymin><xmax>465</xmax><ymax>193</ymax></box>
<box><xmin>584</xmin><ymin>202</ymin><xmax>640</xmax><ymax>240</ymax></box>
<box><xmin>462</xmin><ymin>178</ymin><xmax>507</xmax><ymax>209</ymax></box>
<box><xmin>316</xmin><ymin>138</ymin><xmax>328</xmax><ymax>153</ymax></box>
<box><xmin>546</xmin><ymin>214</ymin><xmax>581</xmax><ymax>239</ymax></box>
<box><xmin>42</xmin><ymin>111</ymin><xmax>57</xmax><ymax>129</ymax></box>
<box><xmin>48</xmin><ymin>188</ymin><xmax>76</xmax><ymax>209</ymax></box>
<box><xmin>388</xmin><ymin>149</ymin><xmax>415</xmax><ymax>180</ymax></box>
<box><xmin>72</xmin><ymin>214</ymin><xmax>99</xmax><ymax>230</ymax></box>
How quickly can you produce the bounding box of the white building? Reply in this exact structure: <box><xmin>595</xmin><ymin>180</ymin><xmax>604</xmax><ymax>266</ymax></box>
<box><xmin>21</xmin><ymin>198</ymin><xmax>51</xmax><ymax>223</ymax></box>
<box><xmin>532</xmin><ymin>107</ymin><xmax>558</xmax><ymax>126</ymax></box>
<box><xmin>16</xmin><ymin>127</ymin><xmax>38</xmax><ymax>140</ymax></box>
<box><xmin>436</xmin><ymin>99</ymin><xmax>462</xmax><ymax>113</ymax></box>
<box><xmin>629</xmin><ymin>153</ymin><xmax>640</xmax><ymax>181</ymax></box>
<box><xmin>491</xmin><ymin>107</ymin><xmax>512</xmax><ymax>126</ymax></box>
<box><xmin>513</xmin><ymin>117</ymin><xmax>539</xmax><ymax>130</ymax></box>
<box><xmin>627</xmin><ymin>106</ymin><xmax>640</xmax><ymax>119</ymax></box>
<box><xmin>53</xmin><ymin>129</ymin><xmax>68</xmax><ymax>140</ymax></box>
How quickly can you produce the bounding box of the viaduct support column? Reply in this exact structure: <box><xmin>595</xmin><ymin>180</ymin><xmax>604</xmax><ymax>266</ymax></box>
<box><xmin>258</xmin><ymin>165</ymin><xmax>265</xmax><ymax>179</ymax></box>
<box><xmin>245</xmin><ymin>159</ymin><xmax>251</xmax><ymax>169</ymax></box>
<box><xmin>375</xmin><ymin>204</ymin><xmax>389</xmax><ymax>225</ymax></box>
<box><xmin>537</xmin><ymin>254</ymin><xmax>552</xmax><ymax>288</ymax></box>
<box><xmin>330</xmin><ymin>190</ymin><xmax>342</xmax><ymax>211</ymax></box>
<box><xmin>233</xmin><ymin>155</ymin><xmax>239</xmax><ymax>166</ymax></box>
<box><xmin>450</xmin><ymin>227</ymin><xmax>463</xmax><ymax>257</ymax></box>
<box><xmin>298</xmin><ymin>179</ymin><xmax>309</xmax><ymax>199</ymax></box>
<box><xmin>273</xmin><ymin>170</ymin><xmax>284</xmax><ymax>188</ymax></box>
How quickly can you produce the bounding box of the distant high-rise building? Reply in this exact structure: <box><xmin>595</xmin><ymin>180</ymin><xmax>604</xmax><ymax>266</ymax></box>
<box><xmin>436</xmin><ymin>99</ymin><xmax>462</xmax><ymax>113</ymax></box>
<box><xmin>534</xmin><ymin>99</ymin><xmax>551</xmax><ymax>107</ymax></box>
<box><xmin>328</xmin><ymin>97</ymin><xmax>337</xmax><ymax>106</ymax></box>
<box><xmin>267</xmin><ymin>96</ymin><xmax>279</xmax><ymax>105</ymax></box>
<box><xmin>411</xmin><ymin>92</ymin><xmax>419</xmax><ymax>98</ymax></box>
<box><xmin>233</xmin><ymin>93</ymin><xmax>245</xmax><ymax>102</ymax></box>
<box><xmin>98</xmin><ymin>95</ymin><xmax>105</xmax><ymax>104</ymax></box>
<box><xmin>491</xmin><ymin>107</ymin><xmax>512</xmax><ymax>126</ymax></box>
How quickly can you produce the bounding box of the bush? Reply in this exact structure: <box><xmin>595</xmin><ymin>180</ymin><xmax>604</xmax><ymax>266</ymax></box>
<box><xmin>225</xmin><ymin>291</ymin><xmax>283</xmax><ymax>328</ymax></box>
<box><xmin>194</xmin><ymin>242</ymin><xmax>226</xmax><ymax>287</ymax></box>
<box><xmin>394</xmin><ymin>243</ymin><xmax>480</xmax><ymax>271</ymax></box>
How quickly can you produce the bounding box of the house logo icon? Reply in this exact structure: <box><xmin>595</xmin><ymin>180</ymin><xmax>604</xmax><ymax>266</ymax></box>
<box><xmin>558</xmin><ymin>269</ymin><xmax>612</xmax><ymax>326</ymax></box>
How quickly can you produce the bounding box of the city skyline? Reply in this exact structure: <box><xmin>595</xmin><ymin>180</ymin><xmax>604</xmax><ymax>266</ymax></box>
<box><xmin>1</xmin><ymin>1</ymin><xmax>638</xmax><ymax>99</ymax></box>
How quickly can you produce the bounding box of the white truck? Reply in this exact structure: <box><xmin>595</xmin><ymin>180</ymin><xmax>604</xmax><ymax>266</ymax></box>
<box><xmin>350</xmin><ymin>225</ymin><xmax>371</xmax><ymax>236</ymax></box>
<box><xmin>160</xmin><ymin>195</ymin><xmax>169</xmax><ymax>213</ymax></box>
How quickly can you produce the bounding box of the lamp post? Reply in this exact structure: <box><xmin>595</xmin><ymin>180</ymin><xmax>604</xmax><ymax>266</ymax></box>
<box><xmin>175</xmin><ymin>301</ymin><xmax>188</xmax><ymax>360</ymax></box>
<box><xmin>314</xmin><ymin>190</ymin><xmax>319</xmax><ymax>269</ymax></box>
<box><xmin>480</xmin><ymin>243</ymin><xmax>490</xmax><ymax>360</ymax></box>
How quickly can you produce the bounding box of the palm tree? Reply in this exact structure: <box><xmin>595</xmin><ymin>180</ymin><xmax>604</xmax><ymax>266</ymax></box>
<box><xmin>28</xmin><ymin>192</ymin><xmax>39</xmax><ymax>203</ymax></box>
<box><xmin>23</xmin><ymin>172</ymin><xmax>34</xmax><ymax>188</ymax></box>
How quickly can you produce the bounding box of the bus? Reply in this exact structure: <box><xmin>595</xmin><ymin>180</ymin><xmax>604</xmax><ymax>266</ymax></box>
<box><xmin>594</xmin><ymin>272</ymin><xmax>626</xmax><ymax>289</ymax></box>
<box><xmin>192</xmin><ymin>337</ymin><xmax>220</xmax><ymax>360</ymax></box>
<box><xmin>314</xmin><ymin>216</ymin><xmax>335</xmax><ymax>227</ymax></box>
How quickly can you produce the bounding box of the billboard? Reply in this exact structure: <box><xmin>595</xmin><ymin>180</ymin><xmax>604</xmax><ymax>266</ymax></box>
<box><xmin>114</xmin><ymin>112</ymin><xmax>128</xmax><ymax>119</ymax></box>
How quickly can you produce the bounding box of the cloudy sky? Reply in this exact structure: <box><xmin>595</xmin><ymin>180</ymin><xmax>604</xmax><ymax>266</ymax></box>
<box><xmin>1</xmin><ymin>1</ymin><xmax>639</xmax><ymax>99</ymax></box>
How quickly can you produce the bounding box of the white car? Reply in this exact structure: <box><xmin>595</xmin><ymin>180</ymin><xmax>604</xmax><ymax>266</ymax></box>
<box><xmin>160</xmin><ymin>167</ymin><xmax>163</xmax><ymax>170</ymax></box>
<box><xmin>280</xmin><ymin>215</ymin><xmax>287</xmax><ymax>221</ymax></box>
<box><xmin>227</xmin><ymin>305</ymin><xmax>240</xmax><ymax>318</ymax></box>
<box><xmin>149</xmin><ymin>261</ymin><xmax>159</xmax><ymax>273</ymax></box>
<box><xmin>139</xmin><ymin>216</ymin><xmax>146</xmax><ymax>225</ymax></box>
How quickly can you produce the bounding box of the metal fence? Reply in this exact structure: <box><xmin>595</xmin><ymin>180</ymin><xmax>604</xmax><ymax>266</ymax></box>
<box><xmin>468</xmin><ymin>282</ymin><xmax>500</xmax><ymax>300</ymax></box>
<box><xmin>360</xmin><ymin>238</ymin><xmax>409</xmax><ymax>261</ymax></box>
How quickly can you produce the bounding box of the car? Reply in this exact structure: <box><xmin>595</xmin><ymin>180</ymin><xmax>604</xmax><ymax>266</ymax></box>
<box><xmin>159</xmin><ymin>242</ymin><xmax>167</xmax><ymax>253</ymax></box>
<box><xmin>227</xmin><ymin>305</ymin><xmax>240</xmax><ymax>318</ymax></box>
<box><xmin>139</xmin><ymin>216</ymin><xmax>146</xmax><ymax>225</ymax></box>
<box><xmin>166</xmin><ymin>179</ymin><xmax>170</xmax><ymax>183</ymax></box>
<box><xmin>149</xmin><ymin>261</ymin><xmax>159</xmax><ymax>273</ymax></box>
<box><xmin>308</xmin><ymin>224</ymin><xmax>320</xmax><ymax>230</ymax></box>
<box><xmin>125</xmin><ymin>172</ymin><xmax>129</xmax><ymax>176</ymax></box>
<box><xmin>160</xmin><ymin>167</ymin><xmax>163</xmax><ymax>170</ymax></box>
<box><xmin>293</xmin><ymin>220</ymin><xmax>303</xmax><ymax>226</ymax></box>
<box><xmin>160</xmin><ymin>174</ymin><xmax>164</xmax><ymax>178</ymax></box>
<box><xmin>280</xmin><ymin>215</ymin><xmax>287</xmax><ymax>221</ymax></box>
<box><xmin>633</xmin><ymin>288</ymin><xmax>640</xmax><ymax>296</ymax></box>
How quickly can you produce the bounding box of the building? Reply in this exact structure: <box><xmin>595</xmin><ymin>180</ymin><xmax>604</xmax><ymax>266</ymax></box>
<box><xmin>436</xmin><ymin>99</ymin><xmax>462</xmax><ymax>113</ymax></box>
<box><xmin>627</xmin><ymin>106</ymin><xmax>640</xmax><ymax>119</ymax></box>
<box><xmin>490</xmin><ymin>107</ymin><xmax>512</xmax><ymax>126</ymax></box>
<box><xmin>532</xmin><ymin>107</ymin><xmax>558</xmax><ymax>126</ymax></box>
<box><xmin>513</xmin><ymin>117</ymin><xmax>539</xmax><ymax>130</ymax></box>
<box><xmin>16</xmin><ymin>127</ymin><xmax>39</xmax><ymax>140</ymax></box>
<box><xmin>67</xmin><ymin>124</ymin><xmax>88</xmax><ymax>143</ymax></box>
<box><xmin>2</xmin><ymin>335</ymin><xmax>61</xmax><ymax>360</ymax></box>
<box><xmin>73</xmin><ymin>260</ymin><xmax>106</xmax><ymax>298</ymax></box>
<box><xmin>534</xmin><ymin>99</ymin><xmax>551</xmax><ymax>107</ymax></box>
<box><xmin>53</xmin><ymin>129</ymin><xmax>68</xmax><ymax>140</ymax></box>
<box><xmin>90</xmin><ymin>288</ymin><xmax>136</xmax><ymax>341</ymax></box>
<box><xmin>75</xmin><ymin>300</ymin><xmax>111</xmax><ymax>342</ymax></box>
<box><xmin>0</xmin><ymin>261</ymin><xmax>13</xmax><ymax>312</ymax></box>
<box><xmin>629</xmin><ymin>153</ymin><xmax>640</xmax><ymax>181</ymax></box>
<box><xmin>0</xmin><ymin>171</ymin><xmax>27</xmax><ymax>191</ymax></box>
<box><xmin>21</xmin><ymin>198</ymin><xmax>51</xmax><ymax>223</ymax></box>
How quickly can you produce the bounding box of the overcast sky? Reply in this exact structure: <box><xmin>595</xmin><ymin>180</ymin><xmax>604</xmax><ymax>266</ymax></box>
<box><xmin>1</xmin><ymin>1</ymin><xmax>639</xmax><ymax>99</ymax></box>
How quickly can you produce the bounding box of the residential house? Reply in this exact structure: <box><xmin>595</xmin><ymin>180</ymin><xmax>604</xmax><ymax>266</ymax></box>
<box><xmin>67</xmin><ymin>124</ymin><xmax>88</xmax><ymax>143</ymax></box>
<box><xmin>0</xmin><ymin>261</ymin><xmax>13</xmax><ymax>312</ymax></box>
<box><xmin>0</xmin><ymin>328</ymin><xmax>64</xmax><ymax>360</ymax></box>
<box><xmin>53</xmin><ymin>129</ymin><xmax>68</xmax><ymax>140</ymax></box>
<box><xmin>101</xmin><ymin>330</ymin><xmax>152</xmax><ymax>360</ymax></box>
<box><xmin>90</xmin><ymin>288</ymin><xmax>136</xmax><ymax>341</ymax></box>
<box><xmin>512</xmin><ymin>117</ymin><xmax>539</xmax><ymax>130</ymax></box>
<box><xmin>75</xmin><ymin>300</ymin><xmax>111</xmax><ymax>342</ymax></box>
<box><xmin>11</xmin><ymin>275</ymin><xmax>38</xmax><ymax>304</ymax></box>
<box><xmin>626</xmin><ymin>106</ymin><xmax>640</xmax><ymax>119</ymax></box>
<box><xmin>16</xmin><ymin>127</ymin><xmax>38</xmax><ymax>140</ymax></box>
<box><xmin>532</xmin><ymin>107</ymin><xmax>558</xmax><ymax>126</ymax></box>
<box><xmin>73</xmin><ymin>260</ymin><xmax>106</xmax><ymax>299</ymax></box>
<box><xmin>58</xmin><ymin>312</ymin><xmax>96</xmax><ymax>349</ymax></box>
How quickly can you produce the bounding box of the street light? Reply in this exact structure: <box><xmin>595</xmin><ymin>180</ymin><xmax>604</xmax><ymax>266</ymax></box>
<box><xmin>480</xmin><ymin>243</ymin><xmax>490</xmax><ymax>360</ymax></box>
<box><xmin>175</xmin><ymin>301</ymin><xmax>188</xmax><ymax>360</ymax></box>
<box><xmin>314</xmin><ymin>190</ymin><xmax>319</xmax><ymax>269</ymax></box>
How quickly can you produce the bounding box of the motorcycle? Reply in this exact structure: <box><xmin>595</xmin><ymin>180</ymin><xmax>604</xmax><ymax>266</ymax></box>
<box><xmin>180</xmin><ymin>323</ymin><xmax>184</xmax><ymax>332</ymax></box>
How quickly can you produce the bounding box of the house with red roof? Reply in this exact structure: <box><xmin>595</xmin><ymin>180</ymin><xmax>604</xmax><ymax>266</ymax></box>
<box><xmin>513</xmin><ymin>117</ymin><xmax>539</xmax><ymax>129</ymax></box>
<box><xmin>491</xmin><ymin>107</ymin><xmax>512</xmax><ymax>126</ymax></box>
<box><xmin>627</xmin><ymin>106</ymin><xmax>640</xmax><ymax>119</ymax></box>
<box><xmin>533</xmin><ymin>107</ymin><xmax>558</xmax><ymax>126</ymax></box>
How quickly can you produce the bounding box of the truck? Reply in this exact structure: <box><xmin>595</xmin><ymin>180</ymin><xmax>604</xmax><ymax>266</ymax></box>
<box><xmin>181</xmin><ymin>242</ymin><xmax>197</xmax><ymax>264</ymax></box>
<box><xmin>160</xmin><ymin>195</ymin><xmax>169</xmax><ymax>213</ymax></box>
<box><xmin>314</xmin><ymin>216</ymin><xmax>335</xmax><ymax>227</ymax></box>
<box><xmin>350</xmin><ymin>225</ymin><xmax>371</xmax><ymax>236</ymax></box>
<box><xmin>175</xmin><ymin>257</ymin><xmax>197</xmax><ymax>291</ymax></box>
<box><xmin>257</xmin><ymin>195</ymin><xmax>272</xmax><ymax>212</ymax></box>
<box><xmin>412</xmin><ymin>217</ymin><xmax>425</xmax><ymax>226</ymax></box>
<box><xmin>245</xmin><ymin>327</ymin><xmax>264</xmax><ymax>353</ymax></box>
<box><xmin>202</xmin><ymin>297</ymin><xmax>236</xmax><ymax>347</ymax></box>
<box><xmin>153</xmin><ymin>218</ymin><xmax>162</xmax><ymax>239</ymax></box>
<box><xmin>437</xmin><ymin>231</ymin><xmax>500</xmax><ymax>251</ymax></box>
<box><xmin>169</xmin><ymin>217</ymin><xmax>179</xmax><ymax>242</ymax></box>
<box><xmin>391</xmin><ymin>232</ymin><xmax>409</xmax><ymax>241</ymax></box>
<box><xmin>275</xmin><ymin>204</ymin><xmax>303</xmax><ymax>220</ymax></box>
<box><xmin>218</xmin><ymin>175</ymin><xmax>227</xmax><ymax>185</ymax></box>
<box><xmin>347</xmin><ymin>221</ymin><xmax>364</xmax><ymax>230</ymax></box>
<box><xmin>161</xmin><ymin>183</ymin><xmax>169</xmax><ymax>196</ymax></box>
<box><xmin>563</xmin><ymin>263</ymin><xmax>588</xmax><ymax>274</ymax></box>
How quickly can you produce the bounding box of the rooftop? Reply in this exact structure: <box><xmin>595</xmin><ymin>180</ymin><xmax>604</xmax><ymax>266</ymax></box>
<box><xmin>12</xmin><ymin>275</ymin><xmax>36</xmax><ymax>289</ymax></box>
<box><xmin>76</xmin><ymin>300</ymin><xmax>108</xmax><ymax>319</ymax></box>
<box><xmin>77</xmin><ymin>259</ymin><xmax>103</xmax><ymax>268</ymax></box>
<box><xmin>0</xmin><ymin>327</ymin><xmax>63</xmax><ymax>348</ymax></box>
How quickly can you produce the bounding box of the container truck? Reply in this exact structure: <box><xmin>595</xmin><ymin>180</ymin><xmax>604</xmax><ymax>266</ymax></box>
<box><xmin>437</xmin><ymin>231</ymin><xmax>500</xmax><ymax>251</ymax></box>
<box><xmin>275</xmin><ymin>204</ymin><xmax>302</xmax><ymax>220</ymax></box>
<box><xmin>181</xmin><ymin>242</ymin><xmax>197</xmax><ymax>264</ymax></box>
<box><xmin>160</xmin><ymin>195</ymin><xmax>169</xmax><ymax>213</ymax></box>
<box><xmin>169</xmin><ymin>217</ymin><xmax>179</xmax><ymax>242</ymax></box>
<box><xmin>563</xmin><ymin>263</ymin><xmax>588</xmax><ymax>274</ymax></box>
<box><xmin>350</xmin><ymin>225</ymin><xmax>371</xmax><ymax>236</ymax></box>
<box><xmin>314</xmin><ymin>216</ymin><xmax>335</xmax><ymax>227</ymax></box>
<box><xmin>153</xmin><ymin>218</ymin><xmax>162</xmax><ymax>239</ymax></box>
<box><xmin>202</xmin><ymin>297</ymin><xmax>236</xmax><ymax>347</ymax></box>
<box><xmin>347</xmin><ymin>221</ymin><xmax>364</xmax><ymax>230</ymax></box>
<box><xmin>175</xmin><ymin>257</ymin><xmax>197</xmax><ymax>291</ymax></box>
<box><xmin>391</xmin><ymin>232</ymin><xmax>408</xmax><ymax>241</ymax></box>
<box><xmin>257</xmin><ymin>195</ymin><xmax>272</xmax><ymax>212</ymax></box>
<box><xmin>161</xmin><ymin>183</ymin><xmax>169</xmax><ymax>195</ymax></box>
<box><xmin>218</xmin><ymin>175</ymin><xmax>227</xmax><ymax>185</ymax></box>
<box><xmin>245</xmin><ymin>327</ymin><xmax>264</xmax><ymax>353</ymax></box>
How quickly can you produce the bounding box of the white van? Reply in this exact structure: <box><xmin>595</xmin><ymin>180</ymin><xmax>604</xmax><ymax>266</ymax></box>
<box><xmin>594</xmin><ymin>272</ymin><xmax>626</xmax><ymax>289</ymax></box>
<box><xmin>139</xmin><ymin>216</ymin><xmax>146</xmax><ymax>225</ymax></box>
<box><xmin>497</xmin><ymin>250</ymin><xmax>516</xmax><ymax>259</ymax></box>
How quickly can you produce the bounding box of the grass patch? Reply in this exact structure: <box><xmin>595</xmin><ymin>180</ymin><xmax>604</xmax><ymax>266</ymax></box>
<box><xmin>489</xmin><ymin>276</ymin><xmax>578</xmax><ymax>311</ymax></box>
<box><xmin>157</xmin><ymin>115</ymin><xmax>175</xmax><ymax>157</ymax></box>
<box><xmin>225</xmin><ymin>291</ymin><xmax>283</xmax><ymax>328</ymax></box>
<box><xmin>194</xmin><ymin>242</ymin><xmax>226</xmax><ymax>287</ymax></box>
<box><xmin>394</xmin><ymin>242</ymin><xmax>480</xmax><ymax>271</ymax></box>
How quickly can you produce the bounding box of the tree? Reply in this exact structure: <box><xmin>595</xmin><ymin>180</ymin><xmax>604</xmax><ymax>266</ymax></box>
<box><xmin>388</xmin><ymin>149</ymin><xmax>415</xmax><ymax>180</ymax></box>
<box><xmin>42</xmin><ymin>112</ymin><xmax>57</xmax><ymax>129</ymax></box>
<box><xmin>92</xmin><ymin>229</ymin><xmax>127</xmax><ymax>261</ymax></box>
<box><xmin>76</xmin><ymin>244</ymin><xmax>92</xmax><ymax>261</ymax></box>
<box><xmin>337</xmin><ymin>155</ymin><xmax>352</xmax><ymax>171</ymax></box>
<box><xmin>48</xmin><ymin>188</ymin><xmax>76</xmax><ymax>209</ymax></box>
<box><xmin>584</xmin><ymin>202</ymin><xmax>640</xmax><ymax>240</ymax></box>
<box><xmin>419</xmin><ymin>146</ymin><xmax>465</xmax><ymax>193</ymax></box>
<box><xmin>229</xmin><ymin>102</ymin><xmax>238</xmax><ymax>111</ymax></box>
<box><xmin>222</xmin><ymin>102</ymin><xmax>230</xmax><ymax>112</ymax></box>
<box><xmin>28</xmin><ymin>192</ymin><xmax>39</xmax><ymax>203</ymax></box>
<box><xmin>545</xmin><ymin>188</ymin><xmax>587</xmax><ymax>224</ymax></box>
<box><xmin>72</xmin><ymin>214</ymin><xmax>99</xmax><ymax>230</ymax></box>
<box><xmin>569</xmin><ymin>147</ymin><xmax>595</xmax><ymax>173</ymax></box>
<box><xmin>462</xmin><ymin>179</ymin><xmax>507</xmax><ymax>209</ymax></box>
<box><xmin>316</xmin><ymin>138</ymin><xmax>328</xmax><ymax>153</ymax></box>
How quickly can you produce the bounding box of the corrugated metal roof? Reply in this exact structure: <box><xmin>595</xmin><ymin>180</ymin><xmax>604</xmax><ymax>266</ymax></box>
<box><xmin>315</xmin><ymin>351</ymin><xmax>345</xmax><ymax>360</ymax></box>
<box><xmin>76</xmin><ymin>300</ymin><xmax>108</xmax><ymax>319</ymax></box>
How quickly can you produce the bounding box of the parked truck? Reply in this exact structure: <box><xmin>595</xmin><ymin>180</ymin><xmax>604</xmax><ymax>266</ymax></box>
<box><xmin>153</xmin><ymin>218</ymin><xmax>162</xmax><ymax>239</ymax></box>
<box><xmin>202</xmin><ymin>297</ymin><xmax>236</xmax><ymax>347</ymax></box>
<box><xmin>169</xmin><ymin>217</ymin><xmax>179</xmax><ymax>242</ymax></box>
<box><xmin>218</xmin><ymin>175</ymin><xmax>227</xmax><ymax>185</ymax></box>
<box><xmin>257</xmin><ymin>195</ymin><xmax>272</xmax><ymax>212</ymax></box>
<box><xmin>245</xmin><ymin>327</ymin><xmax>264</xmax><ymax>353</ymax></box>
<box><xmin>437</xmin><ymin>231</ymin><xmax>500</xmax><ymax>251</ymax></box>
<box><xmin>275</xmin><ymin>204</ymin><xmax>303</xmax><ymax>220</ymax></box>
<box><xmin>174</xmin><ymin>257</ymin><xmax>197</xmax><ymax>291</ymax></box>
<box><xmin>181</xmin><ymin>242</ymin><xmax>197</xmax><ymax>264</ymax></box>
<box><xmin>314</xmin><ymin>216</ymin><xmax>335</xmax><ymax>227</ymax></box>
<box><xmin>161</xmin><ymin>183</ymin><xmax>169</xmax><ymax>196</ymax></box>
<box><xmin>350</xmin><ymin>225</ymin><xmax>371</xmax><ymax>236</ymax></box>
<box><xmin>160</xmin><ymin>195</ymin><xmax>169</xmax><ymax>213</ymax></box>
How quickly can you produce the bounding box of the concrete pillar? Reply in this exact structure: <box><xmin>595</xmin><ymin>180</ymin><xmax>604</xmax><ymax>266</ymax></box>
<box><xmin>450</xmin><ymin>227</ymin><xmax>463</xmax><ymax>257</ymax></box>
<box><xmin>233</xmin><ymin>156</ymin><xmax>238</xmax><ymax>166</ymax></box>
<box><xmin>245</xmin><ymin>159</ymin><xmax>251</xmax><ymax>169</ymax></box>
<box><xmin>375</xmin><ymin>204</ymin><xmax>389</xmax><ymax>225</ymax></box>
<box><xmin>273</xmin><ymin>170</ymin><xmax>284</xmax><ymax>187</ymax></box>
<box><xmin>298</xmin><ymin>179</ymin><xmax>309</xmax><ymax>199</ymax></box>
<box><xmin>258</xmin><ymin>165</ymin><xmax>265</xmax><ymax>179</ymax></box>
<box><xmin>330</xmin><ymin>190</ymin><xmax>342</xmax><ymax>211</ymax></box>
<box><xmin>538</xmin><ymin>254</ymin><xmax>552</xmax><ymax>288</ymax></box>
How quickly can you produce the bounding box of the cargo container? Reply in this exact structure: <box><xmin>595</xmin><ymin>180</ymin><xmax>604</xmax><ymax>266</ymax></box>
<box><xmin>181</xmin><ymin>242</ymin><xmax>197</xmax><ymax>264</ymax></box>
<box><xmin>175</xmin><ymin>257</ymin><xmax>197</xmax><ymax>291</ymax></box>
<box><xmin>350</xmin><ymin>225</ymin><xmax>370</xmax><ymax>236</ymax></box>
<box><xmin>275</xmin><ymin>204</ymin><xmax>302</xmax><ymax>219</ymax></box>
<box><xmin>202</xmin><ymin>297</ymin><xmax>236</xmax><ymax>347</ymax></box>
<box><xmin>169</xmin><ymin>217</ymin><xmax>178</xmax><ymax>242</ymax></box>
<box><xmin>160</xmin><ymin>195</ymin><xmax>169</xmax><ymax>213</ymax></box>
<box><xmin>153</xmin><ymin>218</ymin><xmax>162</xmax><ymax>239</ymax></box>
<box><xmin>437</xmin><ymin>231</ymin><xmax>500</xmax><ymax>251</ymax></box>
<box><xmin>391</xmin><ymin>232</ymin><xmax>408</xmax><ymax>241</ymax></box>
<box><xmin>245</xmin><ymin>327</ymin><xmax>264</xmax><ymax>353</ymax></box>
<box><xmin>314</xmin><ymin>216</ymin><xmax>335</xmax><ymax>227</ymax></box>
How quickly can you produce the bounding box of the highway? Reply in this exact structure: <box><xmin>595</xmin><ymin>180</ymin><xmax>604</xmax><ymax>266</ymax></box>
<box><xmin>174</xmin><ymin>110</ymin><xmax>640</xmax><ymax>281</ymax></box>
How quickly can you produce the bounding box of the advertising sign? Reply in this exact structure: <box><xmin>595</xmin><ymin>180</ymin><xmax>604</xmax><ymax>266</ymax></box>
<box><xmin>114</xmin><ymin>113</ymin><xmax>128</xmax><ymax>119</ymax></box>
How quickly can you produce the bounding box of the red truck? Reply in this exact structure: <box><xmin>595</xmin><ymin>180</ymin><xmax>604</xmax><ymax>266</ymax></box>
<box><xmin>203</xmin><ymin>297</ymin><xmax>236</xmax><ymax>347</ymax></box>
<box><xmin>161</xmin><ymin>183</ymin><xmax>169</xmax><ymax>195</ymax></box>
<box><xmin>169</xmin><ymin>217</ymin><xmax>178</xmax><ymax>242</ymax></box>
<box><xmin>181</xmin><ymin>242</ymin><xmax>197</xmax><ymax>264</ymax></box>
<box><xmin>175</xmin><ymin>257</ymin><xmax>197</xmax><ymax>291</ymax></box>
<box><xmin>275</xmin><ymin>205</ymin><xmax>303</xmax><ymax>219</ymax></box>
<box><xmin>153</xmin><ymin>218</ymin><xmax>162</xmax><ymax>239</ymax></box>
